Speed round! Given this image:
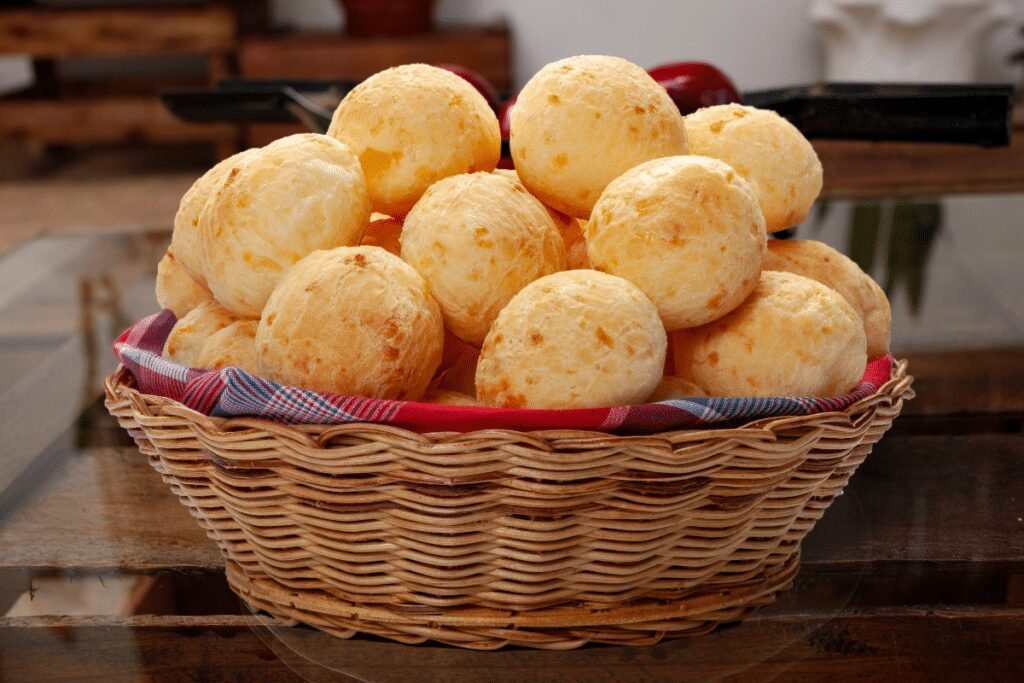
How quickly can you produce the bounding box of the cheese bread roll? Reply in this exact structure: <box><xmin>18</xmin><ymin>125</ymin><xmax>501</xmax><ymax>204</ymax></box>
<box><xmin>510</xmin><ymin>55</ymin><xmax>688</xmax><ymax>218</ymax></box>
<box><xmin>156</xmin><ymin>249</ymin><xmax>210</xmax><ymax>319</ymax></box>
<box><xmin>422</xmin><ymin>388</ymin><xmax>479</xmax><ymax>406</ymax></box>
<box><xmin>170</xmin><ymin>148</ymin><xmax>258</xmax><ymax>287</ymax></box>
<box><xmin>256</xmin><ymin>246</ymin><xmax>443</xmax><ymax>400</ymax></box>
<box><xmin>647</xmin><ymin>376</ymin><xmax>707</xmax><ymax>402</ymax></box>
<box><xmin>476</xmin><ymin>270</ymin><xmax>666</xmax><ymax>409</ymax></box>
<box><xmin>328</xmin><ymin>64</ymin><xmax>500</xmax><ymax>216</ymax></box>
<box><xmin>200</xmin><ymin>134</ymin><xmax>370</xmax><ymax>318</ymax></box>
<box><xmin>764</xmin><ymin>239</ymin><xmax>891</xmax><ymax>358</ymax></box>
<box><xmin>438</xmin><ymin>331</ymin><xmax>480</xmax><ymax>398</ymax></box>
<box><xmin>493</xmin><ymin>168</ymin><xmax>589</xmax><ymax>269</ymax></box>
<box><xmin>196</xmin><ymin>320</ymin><xmax>259</xmax><ymax>374</ymax></box>
<box><xmin>401</xmin><ymin>172</ymin><xmax>566</xmax><ymax>345</ymax></box>
<box><xmin>684</xmin><ymin>104</ymin><xmax>823</xmax><ymax>231</ymax></box>
<box><xmin>672</xmin><ymin>271</ymin><xmax>867</xmax><ymax>397</ymax></box>
<box><xmin>586</xmin><ymin>155</ymin><xmax>766</xmax><ymax>330</ymax></box>
<box><xmin>163</xmin><ymin>300</ymin><xmax>239</xmax><ymax>367</ymax></box>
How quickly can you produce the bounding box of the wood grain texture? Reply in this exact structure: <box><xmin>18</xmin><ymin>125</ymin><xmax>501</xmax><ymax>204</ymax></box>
<box><xmin>3</xmin><ymin>433</ymin><xmax>1021</xmax><ymax>573</ymax></box>
<box><xmin>793</xmin><ymin>560</ymin><xmax>1024</xmax><ymax>610</ymax></box>
<box><xmin>0</xmin><ymin>232</ymin><xmax>172</xmax><ymax>499</ymax></box>
<box><xmin>817</xmin><ymin>131</ymin><xmax>1024</xmax><ymax>198</ymax></box>
<box><xmin>0</xmin><ymin>5</ymin><xmax>236</xmax><ymax>58</ymax></box>
<box><xmin>238</xmin><ymin>28</ymin><xmax>512</xmax><ymax>88</ymax></box>
<box><xmin>740</xmin><ymin>608</ymin><xmax>1024</xmax><ymax>682</ymax></box>
<box><xmin>0</xmin><ymin>615</ymin><xmax>308</xmax><ymax>683</ymax></box>
<box><xmin>0</xmin><ymin>609</ymin><xmax>1021</xmax><ymax>682</ymax></box>
<box><xmin>0</xmin><ymin>97</ymin><xmax>238</xmax><ymax>145</ymax></box>
<box><xmin>901</xmin><ymin>348</ymin><xmax>1024</xmax><ymax>417</ymax></box>
<box><xmin>0</xmin><ymin>175</ymin><xmax>190</xmax><ymax>253</ymax></box>
<box><xmin>0</xmin><ymin>336</ymin><xmax>93</xmax><ymax>498</ymax></box>
<box><xmin>0</xmin><ymin>447</ymin><xmax>221</xmax><ymax>571</ymax></box>
<box><xmin>0</xmin><ymin>568</ymin><xmax>30</xmax><ymax>615</ymax></box>
<box><xmin>802</xmin><ymin>434</ymin><xmax>1024</xmax><ymax>564</ymax></box>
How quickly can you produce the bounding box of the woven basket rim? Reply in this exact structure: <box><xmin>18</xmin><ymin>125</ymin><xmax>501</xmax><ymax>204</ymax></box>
<box><xmin>104</xmin><ymin>359</ymin><xmax>913</xmax><ymax>444</ymax></box>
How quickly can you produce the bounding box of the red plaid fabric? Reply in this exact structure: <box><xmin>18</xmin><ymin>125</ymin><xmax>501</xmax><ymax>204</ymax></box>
<box><xmin>114</xmin><ymin>310</ymin><xmax>894</xmax><ymax>434</ymax></box>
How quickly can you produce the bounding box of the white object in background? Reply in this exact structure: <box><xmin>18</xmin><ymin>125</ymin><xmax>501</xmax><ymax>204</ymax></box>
<box><xmin>0</xmin><ymin>55</ymin><xmax>33</xmax><ymax>95</ymax></box>
<box><xmin>809</xmin><ymin>0</ymin><xmax>1015</xmax><ymax>82</ymax></box>
<box><xmin>270</xmin><ymin>0</ymin><xmax>343</xmax><ymax>31</ymax></box>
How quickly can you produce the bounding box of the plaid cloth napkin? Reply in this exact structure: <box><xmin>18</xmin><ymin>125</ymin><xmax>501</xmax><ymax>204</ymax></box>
<box><xmin>113</xmin><ymin>310</ymin><xmax>893</xmax><ymax>434</ymax></box>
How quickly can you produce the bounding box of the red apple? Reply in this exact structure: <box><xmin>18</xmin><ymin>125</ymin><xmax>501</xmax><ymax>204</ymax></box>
<box><xmin>498</xmin><ymin>94</ymin><xmax>516</xmax><ymax>140</ymax></box>
<box><xmin>648</xmin><ymin>62</ymin><xmax>742</xmax><ymax>116</ymax></box>
<box><xmin>433</xmin><ymin>63</ymin><xmax>502</xmax><ymax>112</ymax></box>
<box><xmin>497</xmin><ymin>95</ymin><xmax>516</xmax><ymax>168</ymax></box>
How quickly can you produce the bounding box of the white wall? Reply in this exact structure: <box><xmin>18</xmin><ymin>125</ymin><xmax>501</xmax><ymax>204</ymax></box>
<box><xmin>270</xmin><ymin>0</ymin><xmax>823</xmax><ymax>89</ymax></box>
<box><xmin>272</xmin><ymin>0</ymin><xmax>1022</xmax><ymax>90</ymax></box>
<box><xmin>982</xmin><ymin>13</ymin><xmax>1024</xmax><ymax>83</ymax></box>
<box><xmin>270</xmin><ymin>0</ymin><xmax>343</xmax><ymax>31</ymax></box>
<box><xmin>0</xmin><ymin>56</ymin><xmax>33</xmax><ymax>96</ymax></box>
<box><xmin>435</xmin><ymin>0</ymin><xmax>820</xmax><ymax>90</ymax></box>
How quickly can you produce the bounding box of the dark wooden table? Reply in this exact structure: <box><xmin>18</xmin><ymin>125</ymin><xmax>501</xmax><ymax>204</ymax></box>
<box><xmin>0</xmin><ymin>202</ymin><xmax>1021</xmax><ymax>680</ymax></box>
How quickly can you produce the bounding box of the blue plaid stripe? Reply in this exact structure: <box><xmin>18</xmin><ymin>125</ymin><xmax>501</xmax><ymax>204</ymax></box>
<box><xmin>211</xmin><ymin>368</ymin><xmax>406</xmax><ymax>424</ymax></box>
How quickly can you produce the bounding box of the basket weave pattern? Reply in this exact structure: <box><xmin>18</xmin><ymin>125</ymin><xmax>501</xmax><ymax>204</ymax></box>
<box><xmin>104</xmin><ymin>361</ymin><xmax>913</xmax><ymax>650</ymax></box>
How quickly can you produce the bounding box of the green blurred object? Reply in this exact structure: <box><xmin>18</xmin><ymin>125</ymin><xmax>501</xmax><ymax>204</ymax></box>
<box><xmin>812</xmin><ymin>200</ymin><xmax>832</xmax><ymax>232</ymax></box>
<box><xmin>847</xmin><ymin>202</ymin><xmax>882</xmax><ymax>276</ymax></box>
<box><xmin>886</xmin><ymin>201</ymin><xmax>943</xmax><ymax>316</ymax></box>
<box><xmin>839</xmin><ymin>199</ymin><xmax>943</xmax><ymax>318</ymax></box>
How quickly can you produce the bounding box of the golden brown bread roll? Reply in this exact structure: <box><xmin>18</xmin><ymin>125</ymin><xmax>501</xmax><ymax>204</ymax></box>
<box><xmin>510</xmin><ymin>55</ymin><xmax>688</xmax><ymax>218</ymax></box>
<box><xmin>684</xmin><ymin>104</ymin><xmax>823</xmax><ymax>232</ymax></box>
<box><xmin>155</xmin><ymin>249</ymin><xmax>210</xmax><ymax>319</ymax></box>
<box><xmin>401</xmin><ymin>172</ymin><xmax>566</xmax><ymax>345</ymax></box>
<box><xmin>163</xmin><ymin>299</ymin><xmax>239</xmax><ymax>367</ymax></box>
<box><xmin>476</xmin><ymin>270</ymin><xmax>666</xmax><ymax>408</ymax></box>
<box><xmin>170</xmin><ymin>148</ymin><xmax>259</xmax><ymax>287</ymax></box>
<box><xmin>764</xmin><ymin>239</ymin><xmax>891</xmax><ymax>358</ymax></box>
<box><xmin>672</xmin><ymin>271</ymin><xmax>867</xmax><ymax>397</ymax></box>
<box><xmin>196</xmin><ymin>320</ymin><xmax>259</xmax><ymax>374</ymax></box>
<box><xmin>328</xmin><ymin>64</ymin><xmax>501</xmax><ymax>216</ymax></box>
<box><xmin>200</xmin><ymin>134</ymin><xmax>371</xmax><ymax>319</ymax></box>
<box><xmin>585</xmin><ymin>155</ymin><xmax>766</xmax><ymax>330</ymax></box>
<box><xmin>256</xmin><ymin>246</ymin><xmax>443</xmax><ymax>400</ymax></box>
<box><xmin>493</xmin><ymin>168</ymin><xmax>590</xmax><ymax>269</ymax></box>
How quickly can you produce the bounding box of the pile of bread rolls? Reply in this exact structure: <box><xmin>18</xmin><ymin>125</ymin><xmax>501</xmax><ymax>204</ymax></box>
<box><xmin>157</xmin><ymin>56</ymin><xmax>890</xmax><ymax>410</ymax></box>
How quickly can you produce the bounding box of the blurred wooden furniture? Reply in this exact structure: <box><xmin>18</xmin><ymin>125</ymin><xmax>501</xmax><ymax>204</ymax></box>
<box><xmin>0</xmin><ymin>3</ymin><xmax>240</xmax><ymax>157</ymax></box>
<box><xmin>818</xmin><ymin>107</ymin><xmax>1024</xmax><ymax>198</ymax></box>
<box><xmin>239</xmin><ymin>26</ymin><xmax>511</xmax><ymax>146</ymax></box>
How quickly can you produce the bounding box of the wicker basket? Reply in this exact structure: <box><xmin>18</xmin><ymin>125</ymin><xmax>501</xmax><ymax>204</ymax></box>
<box><xmin>104</xmin><ymin>360</ymin><xmax>913</xmax><ymax>650</ymax></box>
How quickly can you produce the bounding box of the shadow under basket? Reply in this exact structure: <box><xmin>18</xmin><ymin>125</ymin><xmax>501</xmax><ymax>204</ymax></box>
<box><xmin>104</xmin><ymin>361</ymin><xmax>914</xmax><ymax>650</ymax></box>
